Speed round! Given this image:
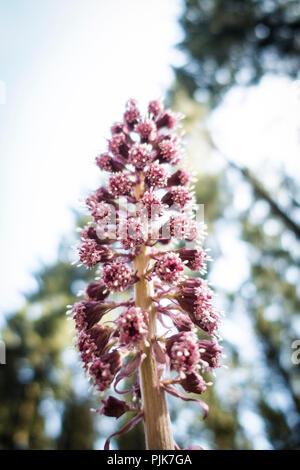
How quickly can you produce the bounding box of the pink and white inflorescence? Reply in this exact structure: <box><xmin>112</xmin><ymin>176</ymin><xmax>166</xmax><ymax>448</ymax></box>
<box><xmin>68</xmin><ymin>99</ymin><xmax>223</xmax><ymax>448</ymax></box>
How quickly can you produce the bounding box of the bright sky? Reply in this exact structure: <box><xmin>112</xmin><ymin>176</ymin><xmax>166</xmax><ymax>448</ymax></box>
<box><xmin>0</xmin><ymin>0</ymin><xmax>182</xmax><ymax>312</ymax></box>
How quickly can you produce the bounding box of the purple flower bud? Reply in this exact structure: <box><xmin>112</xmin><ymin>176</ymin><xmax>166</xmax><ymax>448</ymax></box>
<box><xmin>198</xmin><ymin>340</ymin><xmax>222</xmax><ymax>370</ymax></box>
<box><xmin>90</xmin><ymin>201</ymin><xmax>115</xmax><ymax>224</ymax></box>
<box><xmin>135</xmin><ymin>118</ymin><xmax>157</xmax><ymax>143</ymax></box>
<box><xmin>78</xmin><ymin>239</ymin><xmax>105</xmax><ymax>268</ymax></box>
<box><xmin>160</xmin><ymin>215</ymin><xmax>198</xmax><ymax>242</ymax></box>
<box><xmin>89</xmin><ymin>325</ymin><xmax>112</xmax><ymax>357</ymax></box>
<box><xmin>79</xmin><ymin>240</ymin><xmax>114</xmax><ymax>268</ymax></box>
<box><xmin>111</xmin><ymin>122</ymin><xmax>125</xmax><ymax>135</ymax></box>
<box><xmin>80</xmin><ymin>226</ymin><xmax>110</xmax><ymax>245</ymax></box>
<box><xmin>166</xmin><ymin>332</ymin><xmax>200</xmax><ymax>375</ymax></box>
<box><xmin>154</xmin><ymin>252</ymin><xmax>185</xmax><ymax>285</ymax></box>
<box><xmin>144</xmin><ymin>162</ymin><xmax>169</xmax><ymax>189</ymax></box>
<box><xmin>178</xmin><ymin>248</ymin><xmax>208</xmax><ymax>272</ymax></box>
<box><xmin>77</xmin><ymin>330</ymin><xmax>96</xmax><ymax>367</ymax></box>
<box><xmin>77</xmin><ymin>325</ymin><xmax>112</xmax><ymax>368</ymax></box>
<box><xmin>171</xmin><ymin>312</ymin><xmax>194</xmax><ymax>332</ymax></box>
<box><xmin>117</xmin><ymin>306</ymin><xmax>148</xmax><ymax>346</ymax></box>
<box><xmin>72</xmin><ymin>301</ymin><xmax>110</xmax><ymax>332</ymax></box>
<box><xmin>86</xmin><ymin>186</ymin><xmax>116</xmax><ymax>208</ymax></box>
<box><xmin>118</xmin><ymin>217</ymin><xmax>147</xmax><ymax>250</ymax></box>
<box><xmin>90</xmin><ymin>349</ymin><xmax>122</xmax><ymax>392</ymax></box>
<box><xmin>109</xmin><ymin>172</ymin><xmax>134</xmax><ymax>196</ymax></box>
<box><xmin>102</xmin><ymin>261</ymin><xmax>135</xmax><ymax>292</ymax></box>
<box><xmin>128</xmin><ymin>143</ymin><xmax>153</xmax><ymax>170</ymax></box>
<box><xmin>148</xmin><ymin>99</ymin><xmax>164</xmax><ymax>117</ymax></box>
<box><xmin>140</xmin><ymin>191</ymin><xmax>163</xmax><ymax>218</ymax></box>
<box><xmin>124</xmin><ymin>99</ymin><xmax>140</xmax><ymax>128</ymax></box>
<box><xmin>96</xmin><ymin>153</ymin><xmax>125</xmax><ymax>173</ymax></box>
<box><xmin>156</xmin><ymin>111</ymin><xmax>178</xmax><ymax>129</ymax></box>
<box><xmin>162</xmin><ymin>187</ymin><xmax>192</xmax><ymax>210</ymax></box>
<box><xmin>157</xmin><ymin>135</ymin><xmax>180</xmax><ymax>164</ymax></box>
<box><xmin>176</xmin><ymin>279</ymin><xmax>220</xmax><ymax>335</ymax></box>
<box><xmin>108</xmin><ymin>134</ymin><xmax>130</xmax><ymax>159</ymax></box>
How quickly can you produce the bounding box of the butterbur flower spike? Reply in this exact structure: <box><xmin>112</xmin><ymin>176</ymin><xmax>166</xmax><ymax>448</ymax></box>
<box><xmin>69</xmin><ymin>99</ymin><xmax>223</xmax><ymax>450</ymax></box>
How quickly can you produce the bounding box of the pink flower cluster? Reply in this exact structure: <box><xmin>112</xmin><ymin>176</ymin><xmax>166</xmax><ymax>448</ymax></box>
<box><xmin>69</xmin><ymin>99</ymin><xmax>222</xmax><ymax>448</ymax></box>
